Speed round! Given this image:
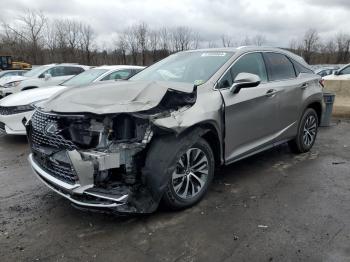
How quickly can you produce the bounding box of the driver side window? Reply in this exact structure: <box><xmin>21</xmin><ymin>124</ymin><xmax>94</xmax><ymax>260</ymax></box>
<box><xmin>218</xmin><ymin>52</ymin><xmax>267</xmax><ymax>89</ymax></box>
<box><xmin>40</xmin><ymin>67</ymin><xmax>64</xmax><ymax>77</ymax></box>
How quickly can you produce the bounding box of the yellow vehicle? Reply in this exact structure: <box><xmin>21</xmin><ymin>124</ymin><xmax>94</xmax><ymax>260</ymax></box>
<box><xmin>0</xmin><ymin>55</ymin><xmax>31</xmax><ymax>70</ymax></box>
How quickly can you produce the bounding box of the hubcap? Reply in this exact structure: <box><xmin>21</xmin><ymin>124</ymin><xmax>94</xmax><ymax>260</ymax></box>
<box><xmin>172</xmin><ymin>147</ymin><xmax>209</xmax><ymax>200</ymax></box>
<box><xmin>303</xmin><ymin>115</ymin><xmax>317</xmax><ymax>146</ymax></box>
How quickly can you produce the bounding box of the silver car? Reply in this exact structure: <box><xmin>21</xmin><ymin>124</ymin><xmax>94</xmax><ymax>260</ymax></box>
<box><xmin>27</xmin><ymin>47</ymin><xmax>324</xmax><ymax>214</ymax></box>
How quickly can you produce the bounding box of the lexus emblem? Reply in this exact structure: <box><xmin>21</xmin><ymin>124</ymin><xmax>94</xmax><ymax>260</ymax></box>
<box><xmin>44</xmin><ymin>122</ymin><xmax>59</xmax><ymax>135</ymax></box>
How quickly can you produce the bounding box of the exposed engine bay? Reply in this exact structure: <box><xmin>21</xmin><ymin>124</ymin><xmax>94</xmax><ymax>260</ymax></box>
<box><xmin>27</xmin><ymin>86</ymin><xmax>198</xmax><ymax>214</ymax></box>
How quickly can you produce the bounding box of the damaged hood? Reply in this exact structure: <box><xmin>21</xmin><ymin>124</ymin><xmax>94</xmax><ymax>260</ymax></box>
<box><xmin>41</xmin><ymin>80</ymin><xmax>195</xmax><ymax>114</ymax></box>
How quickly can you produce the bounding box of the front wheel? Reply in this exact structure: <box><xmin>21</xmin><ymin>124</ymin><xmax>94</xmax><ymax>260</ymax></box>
<box><xmin>162</xmin><ymin>138</ymin><xmax>215</xmax><ymax>210</ymax></box>
<box><xmin>289</xmin><ymin>108</ymin><xmax>318</xmax><ymax>154</ymax></box>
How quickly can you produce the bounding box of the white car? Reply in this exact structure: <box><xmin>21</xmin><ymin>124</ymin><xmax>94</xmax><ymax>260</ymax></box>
<box><xmin>0</xmin><ymin>65</ymin><xmax>145</xmax><ymax>135</ymax></box>
<box><xmin>323</xmin><ymin>64</ymin><xmax>350</xmax><ymax>80</ymax></box>
<box><xmin>0</xmin><ymin>64</ymin><xmax>89</xmax><ymax>97</ymax></box>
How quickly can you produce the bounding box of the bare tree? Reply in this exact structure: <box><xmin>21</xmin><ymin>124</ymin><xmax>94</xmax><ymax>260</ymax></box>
<box><xmin>149</xmin><ymin>29</ymin><xmax>159</xmax><ymax>62</ymax></box>
<box><xmin>2</xmin><ymin>9</ymin><xmax>47</xmax><ymax>64</ymax></box>
<box><xmin>302</xmin><ymin>29</ymin><xmax>320</xmax><ymax>63</ymax></box>
<box><xmin>115</xmin><ymin>32</ymin><xmax>128</xmax><ymax>64</ymax></box>
<box><xmin>80</xmin><ymin>24</ymin><xmax>95</xmax><ymax>64</ymax></box>
<box><xmin>171</xmin><ymin>26</ymin><xmax>193</xmax><ymax>51</ymax></box>
<box><xmin>136</xmin><ymin>23</ymin><xmax>148</xmax><ymax>65</ymax></box>
<box><xmin>335</xmin><ymin>33</ymin><xmax>350</xmax><ymax>63</ymax></box>
<box><xmin>251</xmin><ymin>34</ymin><xmax>266</xmax><ymax>46</ymax></box>
<box><xmin>221</xmin><ymin>34</ymin><xmax>233</xmax><ymax>47</ymax></box>
<box><xmin>125</xmin><ymin>26</ymin><xmax>138</xmax><ymax>65</ymax></box>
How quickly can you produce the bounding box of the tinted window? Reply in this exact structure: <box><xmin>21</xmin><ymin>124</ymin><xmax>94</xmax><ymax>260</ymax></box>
<box><xmin>339</xmin><ymin>66</ymin><xmax>350</xmax><ymax>75</ymax></box>
<box><xmin>64</xmin><ymin>66</ymin><xmax>85</xmax><ymax>75</ymax></box>
<box><xmin>61</xmin><ymin>69</ymin><xmax>108</xmax><ymax>86</ymax></box>
<box><xmin>217</xmin><ymin>69</ymin><xmax>233</xmax><ymax>89</ymax></box>
<box><xmin>292</xmin><ymin>60</ymin><xmax>313</xmax><ymax>75</ymax></box>
<box><xmin>230</xmin><ymin>53</ymin><xmax>267</xmax><ymax>82</ymax></box>
<box><xmin>101</xmin><ymin>69</ymin><xmax>132</xmax><ymax>81</ymax></box>
<box><xmin>263</xmin><ymin>53</ymin><xmax>296</xmax><ymax>81</ymax></box>
<box><xmin>45</xmin><ymin>67</ymin><xmax>66</xmax><ymax>77</ymax></box>
<box><xmin>217</xmin><ymin>53</ymin><xmax>267</xmax><ymax>89</ymax></box>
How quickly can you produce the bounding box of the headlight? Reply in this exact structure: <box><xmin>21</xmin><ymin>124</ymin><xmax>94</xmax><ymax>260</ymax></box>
<box><xmin>3</xmin><ymin>81</ymin><xmax>22</xmax><ymax>88</ymax></box>
<box><xmin>0</xmin><ymin>104</ymin><xmax>34</xmax><ymax>115</ymax></box>
<box><xmin>16</xmin><ymin>105</ymin><xmax>34</xmax><ymax>112</ymax></box>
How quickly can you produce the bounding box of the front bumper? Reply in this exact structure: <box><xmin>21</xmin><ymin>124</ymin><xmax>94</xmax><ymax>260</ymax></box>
<box><xmin>29</xmin><ymin>153</ymin><xmax>130</xmax><ymax>210</ymax></box>
<box><xmin>0</xmin><ymin>110</ymin><xmax>33</xmax><ymax>135</ymax></box>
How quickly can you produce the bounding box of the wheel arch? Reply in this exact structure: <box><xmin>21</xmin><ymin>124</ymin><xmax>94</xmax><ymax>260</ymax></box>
<box><xmin>177</xmin><ymin>121</ymin><xmax>224</xmax><ymax>167</ymax></box>
<box><xmin>306</xmin><ymin>101</ymin><xmax>323</xmax><ymax>126</ymax></box>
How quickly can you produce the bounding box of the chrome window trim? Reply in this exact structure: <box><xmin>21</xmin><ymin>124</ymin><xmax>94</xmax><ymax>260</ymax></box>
<box><xmin>214</xmin><ymin>50</ymin><xmax>300</xmax><ymax>91</ymax></box>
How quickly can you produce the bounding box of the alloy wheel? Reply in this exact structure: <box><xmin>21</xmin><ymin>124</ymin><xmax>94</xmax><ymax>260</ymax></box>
<box><xmin>303</xmin><ymin>114</ymin><xmax>317</xmax><ymax>146</ymax></box>
<box><xmin>172</xmin><ymin>147</ymin><xmax>209</xmax><ymax>200</ymax></box>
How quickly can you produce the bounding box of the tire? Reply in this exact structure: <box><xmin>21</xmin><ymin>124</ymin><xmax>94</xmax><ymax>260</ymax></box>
<box><xmin>288</xmin><ymin>108</ymin><xmax>318</xmax><ymax>154</ymax></box>
<box><xmin>162</xmin><ymin>138</ymin><xmax>215</xmax><ymax>210</ymax></box>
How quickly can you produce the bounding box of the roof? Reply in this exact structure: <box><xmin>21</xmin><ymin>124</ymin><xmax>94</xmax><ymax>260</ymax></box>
<box><xmin>183</xmin><ymin>46</ymin><xmax>310</xmax><ymax>68</ymax></box>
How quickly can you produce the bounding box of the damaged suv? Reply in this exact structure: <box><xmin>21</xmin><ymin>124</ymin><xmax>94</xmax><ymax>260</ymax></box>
<box><xmin>27</xmin><ymin>47</ymin><xmax>324</xmax><ymax>214</ymax></box>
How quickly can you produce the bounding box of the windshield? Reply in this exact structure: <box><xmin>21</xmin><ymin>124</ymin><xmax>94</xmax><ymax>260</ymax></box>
<box><xmin>61</xmin><ymin>69</ymin><xmax>108</xmax><ymax>86</ymax></box>
<box><xmin>130</xmin><ymin>51</ymin><xmax>234</xmax><ymax>85</ymax></box>
<box><xmin>24</xmin><ymin>65</ymin><xmax>50</xmax><ymax>77</ymax></box>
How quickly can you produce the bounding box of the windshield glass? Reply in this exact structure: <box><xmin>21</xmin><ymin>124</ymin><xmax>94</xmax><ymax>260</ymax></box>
<box><xmin>61</xmin><ymin>69</ymin><xmax>108</xmax><ymax>86</ymax></box>
<box><xmin>24</xmin><ymin>65</ymin><xmax>50</xmax><ymax>77</ymax></box>
<box><xmin>130</xmin><ymin>51</ymin><xmax>234</xmax><ymax>85</ymax></box>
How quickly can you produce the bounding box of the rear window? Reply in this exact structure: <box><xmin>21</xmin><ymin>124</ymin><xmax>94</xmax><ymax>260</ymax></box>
<box><xmin>292</xmin><ymin>60</ymin><xmax>313</xmax><ymax>75</ymax></box>
<box><xmin>263</xmin><ymin>53</ymin><xmax>296</xmax><ymax>81</ymax></box>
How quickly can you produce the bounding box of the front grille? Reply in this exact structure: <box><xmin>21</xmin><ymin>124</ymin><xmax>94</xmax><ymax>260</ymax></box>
<box><xmin>31</xmin><ymin>110</ymin><xmax>77</xmax><ymax>150</ymax></box>
<box><xmin>33</xmin><ymin>150</ymin><xmax>78</xmax><ymax>184</ymax></box>
<box><xmin>29</xmin><ymin>110</ymin><xmax>80</xmax><ymax>185</ymax></box>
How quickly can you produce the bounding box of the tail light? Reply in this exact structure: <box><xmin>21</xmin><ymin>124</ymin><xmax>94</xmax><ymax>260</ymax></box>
<box><xmin>319</xmin><ymin>79</ymin><xmax>325</xmax><ymax>88</ymax></box>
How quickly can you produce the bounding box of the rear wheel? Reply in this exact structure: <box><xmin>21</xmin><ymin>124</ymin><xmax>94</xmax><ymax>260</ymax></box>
<box><xmin>162</xmin><ymin>138</ymin><xmax>215</xmax><ymax>210</ymax></box>
<box><xmin>289</xmin><ymin>108</ymin><xmax>318</xmax><ymax>153</ymax></box>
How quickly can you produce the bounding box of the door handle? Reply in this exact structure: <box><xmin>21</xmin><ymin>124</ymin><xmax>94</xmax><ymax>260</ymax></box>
<box><xmin>265</xmin><ymin>89</ymin><xmax>278</xmax><ymax>97</ymax></box>
<box><xmin>301</xmin><ymin>82</ymin><xmax>309</xmax><ymax>89</ymax></box>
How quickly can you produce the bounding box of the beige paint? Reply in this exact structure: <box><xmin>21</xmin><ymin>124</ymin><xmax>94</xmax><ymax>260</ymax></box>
<box><xmin>324</xmin><ymin>80</ymin><xmax>350</xmax><ymax>117</ymax></box>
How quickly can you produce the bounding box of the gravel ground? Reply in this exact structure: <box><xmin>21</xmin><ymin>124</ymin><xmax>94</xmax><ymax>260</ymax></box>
<box><xmin>0</xmin><ymin>120</ymin><xmax>349</xmax><ymax>262</ymax></box>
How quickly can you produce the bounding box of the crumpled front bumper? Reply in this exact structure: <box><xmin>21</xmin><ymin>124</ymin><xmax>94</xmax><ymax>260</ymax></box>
<box><xmin>28</xmin><ymin>153</ymin><xmax>130</xmax><ymax>210</ymax></box>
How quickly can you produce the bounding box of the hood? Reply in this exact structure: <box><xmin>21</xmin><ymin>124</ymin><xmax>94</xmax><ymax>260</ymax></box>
<box><xmin>0</xmin><ymin>86</ymin><xmax>67</xmax><ymax>106</ymax></box>
<box><xmin>0</xmin><ymin>75</ymin><xmax>28</xmax><ymax>86</ymax></box>
<box><xmin>41</xmin><ymin>80</ymin><xmax>195</xmax><ymax>114</ymax></box>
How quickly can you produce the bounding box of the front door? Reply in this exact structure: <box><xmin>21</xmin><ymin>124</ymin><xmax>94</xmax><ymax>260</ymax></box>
<box><xmin>218</xmin><ymin>52</ymin><xmax>279</xmax><ymax>163</ymax></box>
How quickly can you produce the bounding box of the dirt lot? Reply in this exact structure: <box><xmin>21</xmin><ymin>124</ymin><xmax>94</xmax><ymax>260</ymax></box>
<box><xmin>1</xmin><ymin>120</ymin><xmax>350</xmax><ymax>262</ymax></box>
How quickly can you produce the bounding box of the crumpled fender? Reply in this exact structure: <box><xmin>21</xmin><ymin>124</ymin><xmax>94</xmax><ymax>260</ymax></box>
<box><xmin>141</xmin><ymin>127</ymin><xmax>209</xmax><ymax>209</ymax></box>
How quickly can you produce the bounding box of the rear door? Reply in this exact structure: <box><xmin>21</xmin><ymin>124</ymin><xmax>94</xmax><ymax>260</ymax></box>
<box><xmin>218</xmin><ymin>52</ymin><xmax>279</xmax><ymax>163</ymax></box>
<box><xmin>262</xmin><ymin>52</ymin><xmax>315</xmax><ymax>141</ymax></box>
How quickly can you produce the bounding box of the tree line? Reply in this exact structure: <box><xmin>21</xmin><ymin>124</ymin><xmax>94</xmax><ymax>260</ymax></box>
<box><xmin>1</xmin><ymin>10</ymin><xmax>349</xmax><ymax>66</ymax></box>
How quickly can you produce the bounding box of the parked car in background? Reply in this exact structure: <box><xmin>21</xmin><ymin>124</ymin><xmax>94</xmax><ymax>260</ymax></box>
<box><xmin>0</xmin><ymin>65</ymin><xmax>145</xmax><ymax>135</ymax></box>
<box><xmin>58</xmin><ymin>65</ymin><xmax>145</xmax><ymax>87</ymax></box>
<box><xmin>26</xmin><ymin>47</ymin><xmax>324</xmax><ymax>215</ymax></box>
<box><xmin>323</xmin><ymin>63</ymin><xmax>350</xmax><ymax>80</ymax></box>
<box><xmin>315</xmin><ymin>66</ymin><xmax>339</xmax><ymax>77</ymax></box>
<box><xmin>0</xmin><ymin>64</ymin><xmax>89</xmax><ymax>97</ymax></box>
<box><xmin>0</xmin><ymin>70</ymin><xmax>27</xmax><ymax>79</ymax></box>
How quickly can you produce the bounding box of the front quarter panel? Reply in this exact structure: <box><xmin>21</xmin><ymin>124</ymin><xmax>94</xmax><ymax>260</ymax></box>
<box><xmin>152</xmin><ymin>87</ymin><xmax>223</xmax><ymax>136</ymax></box>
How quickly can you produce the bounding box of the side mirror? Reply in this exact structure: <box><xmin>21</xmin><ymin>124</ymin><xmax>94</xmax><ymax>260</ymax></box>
<box><xmin>334</xmin><ymin>70</ymin><xmax>339</xmax><ymax>76</ymax></box>
<box><xmin>230</xmin><ymin>73</ymin><xmax>261</xmax><ymax>94</ymax></box>
<box><xmin>44</xmin><ymin>73</ymin><xmax>52</xmax><ymax>81</ymax></box>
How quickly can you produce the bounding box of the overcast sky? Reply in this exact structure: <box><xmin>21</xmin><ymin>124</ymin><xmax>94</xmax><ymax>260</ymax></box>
<box><xmin>2</xmin><ymin>0</ymin><xmax>350</xmax><ymax>48</ymax></box>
